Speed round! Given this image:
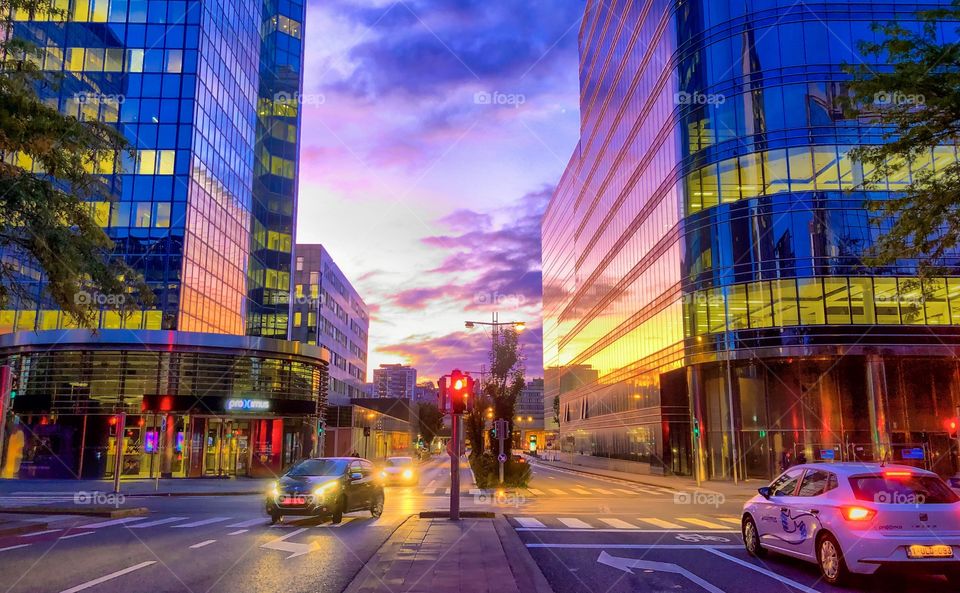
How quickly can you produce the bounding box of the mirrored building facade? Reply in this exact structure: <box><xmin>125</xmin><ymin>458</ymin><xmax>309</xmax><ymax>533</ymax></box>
<box><xmin>0</xmin><ymin>0</ymin><xmax>321</xmax><ymax>479</ymax></box>
<box><xmin>543</xmin><ymin>0</ymin><xmax>960</xmax><ymax>481</ymax></box>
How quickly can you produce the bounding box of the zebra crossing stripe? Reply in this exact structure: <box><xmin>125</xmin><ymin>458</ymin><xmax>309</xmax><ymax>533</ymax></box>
<box><xmin>598</xmin><ymin>518</ymin><xmax>635</xmax><ymax>529</ymax></box>
<box><xmin>591</xmin><ymin>488</ymin><xmax>614</xmax><ymax>495</ymax></box>
<box><xmin>570</xmin><ymin>488</ymin><xmax>591</xmax><ymax>495</ymax></box>
<box><xmin>549</xmin><ymin>489</ymin><xmax>566</xmax><ymax>495</ymax></box>
<box><xmin>227</xmin><ymin>518</ymin><xmax>268</xmax><ymax>528</ymax></box>
<box><xmin>527</xmin><ymin>488</ymin><xmax>544</xmax><ymax>495</ymax></box>
<box><xmin>716</xmin><ymin>517</ymin><xmax>742</xmax><ymax>525</ymax></box>
<box><xmin>82</xmin><ymin>517</ymin><xmax>148</xmax><ymax>529</ymax></box>
<box><xmin>636</xmin><ymin>517</ymin><xmax>685</xmax><ymax>529</ymax></box>
<box><xmin>127</xmin><ymin>517</ymin><xmax>189</xmax><ymax>529</ymax></box>
<box><xmin>678</xmin><ymin>518</ymin><xmax>728</xmax><ymax>529</ymax></box>
<box><xmin>557</xmin><ymin>518</ymin><xmax>591</xmax><ymax>529</ymax></box>
<box><xmin>172</xmin><ymin>517</ymin><xmax>231</xmax><ymax>529</ymax></box>
<box><xmin>612</xmin><ymin>488</ymin><xmax>636</xmax><ymax>495</ymax></box>
<box><xmin>515</xmin><ymin>517</ymin><xmax>546</xmax><ymax>528</ymax></box>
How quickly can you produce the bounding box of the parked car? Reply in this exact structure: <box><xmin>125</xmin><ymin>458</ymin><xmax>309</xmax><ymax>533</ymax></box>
<box><xmin>265</xmin><ymin>457</ymin><xmax>384</xmax><ymax>524</ymax></box>
<box><xmin>742</xmin><ymin>462</ymin><xmax>960</xmax><ymax>585</ymax></box>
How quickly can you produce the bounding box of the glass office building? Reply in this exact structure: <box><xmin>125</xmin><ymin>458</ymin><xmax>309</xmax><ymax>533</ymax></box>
<box><xmin>543</xmin><ymin>0</ymin><xmax>960</xmax><ymax>481</ymax></box>
<box><xmin>0</xmin><ymin>0</ymin><xmax>321</xmax><ymax>478</ymax></box>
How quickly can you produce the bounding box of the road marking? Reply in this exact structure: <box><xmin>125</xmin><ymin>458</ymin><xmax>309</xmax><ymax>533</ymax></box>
<box><xmin>516</xmin><ymin>527</ymin><xmax>738</xmax><ymax>533</ymax></box>
<box><xmin>260</xmin><ymin>527</ymin><xmax>314</xmax><ymax>559</ymax></box>
<box><xmin>597</xmin><ymin>551</ymin><xmax>725</xmax><ymax>593</ymax></box>
<box><xmin>172</xmin><ymin>517</ymin><xmax>231</xmax><ymax>528</ymax></box>
<box><xmin>678</xmin><ymin>518</ymin><xmax>728</xmax><ymax>529</ymax></box>
<box><xmin>636</xmin><ymin>488</ymin><xmax>664</xmax><ymax>495</ymax></box>
<box><xmin>58</xmin><ymin>560</ymin><xmax>156</xmax><ymax>593</ymax></box>
<box><xmin>558</xmin><ymin>517</ymin><xmax>592</xmax><ymax>529</ymax></box>
<box><xmin>59</xmin><ymin>532</ymin><xmax>94</xmax><ymax>540</ymax></box>
<box><xmin>127</xmin><ymin>516</ymin><xmax>188</xmax><ymax>529</ymax></box>
<box><xmin>227</xmin><ymin>518</ymin><xmax>268</xmax><ymax>528</ymax></box>
<box><xmin>332</xmin><ymin>517</ymin><xmax>356</xmax><ymax>528</ymax></box>
<box><xmin>570</xmin><ymin>488</ymin><xmax>592</xmax><ymax>495</ymax></box>
<box><xmin>515</xmin><ymin>517</ymin><xmax>546</xmax><ymax>528</ymax></box>
<box><xmin>591</xmin><ymin>488</ymin><xmax>614</xmax><ymax>495</ymax></box>
<box><xmin>599</xmin><ymin>518</ymin><xmax>636</xmax><ymax>529</ymax></box>
<box><xmin>20</xmin><ymin>529</ymin><xmax>62</xmax><ymax>537</ymax></box>
<box><xmin>468</xmin><ymin>489</ymin><xmax>483</xmax><ymax>495</ymax></box>
<box><xmin>715</xmin><ymin>517</ymin><xmax>742</xmax><ymax>525</ymax></box>
<box><xmin>527</xmin><ymin>488</ymin><xmax>544</xmax><ymax>495</ymax></box>
<box><xmin>637</xmin><ymin>518</ymin><xmax>685</xmax><ymax>529</ymax></box>
<box><xmin>426</xmin><ymin>480</ymin><xmax>437</xmax><ymax>488</ymax></box>
<box><xmin>527</xmin><ymin>543</ymin><xmax>742</xmax><ymax>549</ymax></box>
<box><xmin>549</xmin><ymin>489</ymin><xmax>566</xmax><ymax>495</ymax></box>
<box><xmin>705</xmin><ymin>549</ymin><xmax>822</xmax><ymax>593</ymax></box>
<box><xmin>227</xmin><ymin>529</ymin><xmax>248</xmax><ymax>536</ymax></box>
<box><xmin>82</xmin><ymin>517</ymin><xmax>148</xmax><ymax>529</ymax></box>
<box><xmin>189</xmin><ymin>539</ymin><xmax>216</xmax><ymax>549</ymax></box>
<box><xmin>612</xmin><ymin>488</ymin><xmax>636</xmax><ymax>495</ymax></box>
<box><xmin>0</xmin><ymin>544</ymin><xmax>30</xmax><ymax>552</ymax></box>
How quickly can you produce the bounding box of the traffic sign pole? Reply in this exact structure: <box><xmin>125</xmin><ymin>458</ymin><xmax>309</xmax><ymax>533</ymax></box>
<box><xmin>496</xmin><ymin>418</ymin><xmax>507</xmax><ymax>485</ymax></box>
<box><xmin>449</xmin><ymin>413</ymin><xmax>461</xmax><ymax>520</ymax></box>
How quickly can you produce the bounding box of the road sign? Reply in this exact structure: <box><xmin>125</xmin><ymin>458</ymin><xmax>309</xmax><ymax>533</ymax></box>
<box><xmin>498</xmin><ymin>453</ymin><xmax>507</xmax><ymax>463</ymax></box>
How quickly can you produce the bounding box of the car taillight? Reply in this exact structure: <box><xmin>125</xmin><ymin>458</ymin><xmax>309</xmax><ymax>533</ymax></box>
<box><xmin>843</xmin><ymin>506</ymin><xmax>876</xmax><ymax>521</ymax></box>
<box><xmin>883</xmin><ymin>470</ymin><xmax>912</xmax><ymax>478</ymax></box>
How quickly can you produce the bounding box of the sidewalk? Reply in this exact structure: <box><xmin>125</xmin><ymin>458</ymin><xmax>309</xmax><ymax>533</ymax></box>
<box><xmin>344</xmin><ymin>515</ymin><xmax>552</xmax><ymax>593</ymax></box>
<box><xmin>527</xmin><ymin>455</ymin><xmax>763</xmax><ymax>499</ymax></box>
<box><xmin>0</xmin><ymin>477</ymin><xmax>272</xmax><ymax>497</ymax></box>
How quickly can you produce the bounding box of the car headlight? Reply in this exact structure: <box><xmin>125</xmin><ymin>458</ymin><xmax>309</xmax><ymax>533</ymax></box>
<box><xmin>380</xmin><ymin>470</ymin><xmax>387</xmax><ymax>478</ymax></box>
<box><xmin>313</xmin><ymin>482</ymin><xmax>339</xmax><ymax>497</ymax></box>
<box><xmin>402</xmin><ymin>469</ymin><xmax>413</xmax><ymax>479</ymax></box>
<box><xmin>268</xmin><ymin>481</ymin><xmax>279</xmax><ymax>496</ymax></box>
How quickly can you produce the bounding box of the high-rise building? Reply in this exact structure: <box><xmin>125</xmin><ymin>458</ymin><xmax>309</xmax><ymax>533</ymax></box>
<box><xmin>543</xmin><ymin>0</ymin><xmax>960</xmax><ymax>481</ymax></box>
<box><xmin>515</xmin><ymin>378</ymin><xmax>545</xmax><ymax>450</ymax></box>
<box><xmin>291</xmin><ymin>244</ymin><xmax>370</xmax><ymax>403</ymax></box>
<box><xmin>0</xmin><ymin>0</ymin><xmax>326</xmax><ymax>479</ymax></box>
<box><xmin>413</xmin><ymin>381</ymin><xmax>439</xmax><ymax>405</ymax></box>
<box><xmin>373</xmin><ymin>364</ymin><xmax>417</xmax><ymax>399</ymax></box>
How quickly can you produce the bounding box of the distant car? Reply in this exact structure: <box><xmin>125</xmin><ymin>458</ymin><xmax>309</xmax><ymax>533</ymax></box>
<box><xmin>742</xmin><ymin>462</ymin><xmax>960</xmax><ymax>585</ymax></box>
<box><xmin>379</xmin><ymin>456</ymin><xmax>418</xmax><ymax>485</ymax></box>
<box><xmin>266</xmin><ymin>457</ymin><xmax>384</xmax><ymax>524</ymax></box>
<box><xmin>511</xmin><ymin>454</ymin><xmax>526</xmax><ymax>464</ymax></box>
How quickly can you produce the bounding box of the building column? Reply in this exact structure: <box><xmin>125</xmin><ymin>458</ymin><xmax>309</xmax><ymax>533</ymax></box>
<box><xmin>160</xmin><ymin>414</ymin><xmax>176</xmax><ymax>478</ymax></box>
<box><xmin>687</xmin><ymin>364</ymin><xmax>707</xmax><ymax>484</ymax></box>
<box><xmin>865</xmin><ymin>355</ymin><xmax>891</xmax><ymax>462</ymax></box>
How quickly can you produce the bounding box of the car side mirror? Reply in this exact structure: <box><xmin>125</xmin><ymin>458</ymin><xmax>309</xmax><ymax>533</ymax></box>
<box><xmin>758</xmin><ymin>486</ymin><xmax>771</xmax><ymax>499</ymax></box>
<box><xmin>350</xmin><ymin>472</ymin><xmax>362</xmax><ymax>481</ymax></box>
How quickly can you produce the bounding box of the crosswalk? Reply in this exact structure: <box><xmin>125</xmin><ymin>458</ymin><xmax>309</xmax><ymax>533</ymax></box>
<box><xmin>511</xmin><ymin>515</ymin><xmax>742</xmax><ymax>531</ymax></box>
<box><xmin>0</xmin><ymin>494</ymin><xmax>81</xmax><ymax>507</ymax></box>
<box><xmin>416</xmin><ymin>485</ymin><xmax>675</xmax><ymax>497</ymax></box>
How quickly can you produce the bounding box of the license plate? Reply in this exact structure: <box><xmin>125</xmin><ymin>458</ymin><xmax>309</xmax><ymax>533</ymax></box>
<box><xmin>907</xmin><ymin>544</ymin><xmax>953</xmax><ymax>559</ymax></box>
<box><xmin>281</xmin><ymin>496</ymin><xmax>306</xmax><ymax>505</ymax></box>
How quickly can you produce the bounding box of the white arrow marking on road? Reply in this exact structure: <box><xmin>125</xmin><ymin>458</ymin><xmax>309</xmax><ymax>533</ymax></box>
<box><xmin>597</xmin><ymin>551</ymin><xmax>725</xmax><ymax>593</ymax></box>
<box><xmin>260</xmin><ymin>527</ymin><xmax>314</xmax><ymax>559</ymax></box>
<box><xmin>59</xmin><ymin>561</ymin><xmax>156</xmax><ymax>593</ymax></box>
<box><xmin>704</xmin><ymin>549</ymin><xmax>822</xmax><ymax>593</ymax></box>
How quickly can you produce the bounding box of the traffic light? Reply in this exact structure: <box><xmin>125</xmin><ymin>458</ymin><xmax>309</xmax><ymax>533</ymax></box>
<box><xmin>693</xmin><ymin>418</ymin><xmax>700</xmax><ymax>439</ymax></box>
<box><xmin>448</xmin><ymin>369</ymin><xmax>473</xmax><ymax>414</ymax></box>
<box><xmin>947</xmin><ymin>418</ymin><xmax>958</xmax><ymax>439</ymax></box>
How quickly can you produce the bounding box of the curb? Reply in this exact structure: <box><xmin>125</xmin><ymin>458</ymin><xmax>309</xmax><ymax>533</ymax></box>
<box><xmin>527</xmin><ymin>457</ymin><xmax>681</xmax><ymax>492</ymax></box>
<box><xmin>122</xmin><ymin>491</ymin><xmax>262</xmax><ymax>497</ymax></box>
<box><xmin>419</xmin><ymin>510</ymin><xmax>495</xmax><ymax>519</ymax></box>
<box><xmin>0</xmin><ymin>506</ymin><xmax>149</xmax><ymax>518</ymax></box>
<box><xmin>495</xmin><ymin>515</ymin><xmax>554</xmax><ymax>593</ymax></box>
<box><xmin>0</xmin><ymin>522</ymin><xmax>47</xmax><ymax>536</ymax></box>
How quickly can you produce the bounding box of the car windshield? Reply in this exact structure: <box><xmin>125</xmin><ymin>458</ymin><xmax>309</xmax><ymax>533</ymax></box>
<box><xmin>285</xmin><ymin>459</ymin><xmax>348</xmax><ymax>477</ymax></box>
<box><xmin>387</xmin><ymin>458</ymin><xmax>412</xmax><ymax>467</ymax></box>
<box><xmin>849</xmin><ymin>474</ymin><xmax>959</xmax><ymax>504</ymax></box>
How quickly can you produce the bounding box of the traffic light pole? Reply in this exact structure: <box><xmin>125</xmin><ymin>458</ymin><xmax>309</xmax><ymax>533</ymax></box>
<box><xmin>449</xmin><ymin>413</ymin><xmax>461</xmax><ymax>521</ymax></box>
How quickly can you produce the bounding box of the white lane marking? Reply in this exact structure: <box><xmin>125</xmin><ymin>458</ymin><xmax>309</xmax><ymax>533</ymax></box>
<box><xmin>426</xmin><ymin>480</ymin><xmax>437</xmax><ymax>488</ymax></box>
<box><xmin>705</xmin><ymin>549</ymin><xmax>822</xmax><ymax>593</ymax></box>
<box><xmin>597</xmin><ymin>551</ymin><xmax>726</xmax><ymax>593</ymax></box>
<box><xmin>127</xmin><ymin>516</ymin><xmax>188</xmax><ymax>529</ymax></box>
<box><xmin>172</xmin><ymin>517</ymin><xmax>231</xmax><ymax>528</ymax></box>
<box><xmin>678</xmin><ymin>518</ymin><xmax>728</xmax><ymax>529</ymax></box>
<box><xmin>81</xmin><ymin>517</ymin><xmax>148</xmax><ymax>529</ymax></box>
<box><xmin>636</xmin><ymin>488</ymin><xmax>663</xmax><ymax>495</ymax></box>
<box><xmin>716</xmin><ymin>517</ymin><xmax>742</xmax><ymax>525</ymax></box>
<box><xmin>468</xmin><ymin>489</ymin><xmax>483</xmax><ymax>495</ymax></box>
<box><xmin>591</xmin><ymin>488</ymin><xmax>614</xmax><ymax>495</ymax></box>
<box><xmin>558</xmin><ymin>517</ymin><xmax>592</xmax><ymax>529</ymax></box>
<box><xmin>570</xmin><ymin>488</ymin><xmax>591</xmax><ymax>495</ymax></box>
<box><xmin>515</xmin><ymin>517</ymin><xmax>546</xmax><ymax>528</ymax></box>
<box><xmin>189</xmin><ymin>539</ymin><xmax>216</xmax><ymax>549</ymax></box>
<box><xmin>516</xmin><ymin>528</ymin><xmax>739</xmax><ymax>534</ymax></box>
<box><xmin>58</xmin><ymin>560</ymin><xmax>156</xmax><ymax>593</ymax></box>
<box><xmin>599</xmin><ymin>518</ymin><xmax>636</xmax><ymax>529</ymax></box>
<box><xmin>0</xmin><ymin>544</ymin><xmax>31</xmax><ymax>552</ymax></box>
<box><xmin>20</xmin><ymin>529</ymin><xmax>62</xmax><ymax>537</ymax></box>
<box><xmin>227</xmin><ymin>529</ymin><xmax>248</xmax><ymax>536</ymax></box>
<box><xmin>549</xmin><ymin>489</ymin><xmax>566</xmax><ymax>495</ymax></box>
<box><xmin>637</xmin><ymin>517</ymin><xmax>685</xmax><ymax>529</ymax></box>
<box><xmin>227</xmin><ymin>518</ymin><xmax>268</xmax><ymax>528</ymax></box>
<box><xmin>260</xmin><ymin>527</ymin><xmax>313</xmax><ymax>559</ymax></box>
<box><xmin>526</xmin><ymin>543</ymin><xmax>742</xmax><ymax>549</ymax></box>
<box><xmin>59</xmin><ymin>532</ymin><xmax>94</xmax><ymax>540</ymax></box>
<box><xmin>527</xmin><ymin>488</ymin><xmax>544</xmax><ymax>495</ymax></box>
<box><xmin>613</xmin><ymin>489</ymin><xmax>636</xmax><ymax>495</ymax></box>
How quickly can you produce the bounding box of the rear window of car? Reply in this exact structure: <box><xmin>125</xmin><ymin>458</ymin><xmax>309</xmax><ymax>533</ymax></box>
<box><xmin>849</xmin><ymin>474</ymin><xmax>959</xmax><ymax>504</ymax></box>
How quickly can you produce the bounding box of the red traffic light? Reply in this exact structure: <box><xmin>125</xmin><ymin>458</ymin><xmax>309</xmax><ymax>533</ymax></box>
<box><xmin>947</xmin><ymin>418</ymin><xmax>959</xmax><ymax>438</ymax></box>
<box><xmin>447</xmin><ymin>369</ymin><xmax>472</xmax><ymax>414</ymax></box>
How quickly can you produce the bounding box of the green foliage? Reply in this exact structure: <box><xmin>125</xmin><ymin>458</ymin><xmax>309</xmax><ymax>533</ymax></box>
<box><xmin>416</xmin><ymin>402</ymin><xmax>443</xmax><ymax>443</ymax></box>
<box><xmin>0</xmin><ymin>0</ymin><xmax>151</xmax><ymax>326</ymax></box>
<box><xmin>484</xmin><ymin>328</ymin><xmax>525</xmax><ymax>439</ymax></box>
<box><xmin>552</xmin><ymin>393</ymin><xmax>560</xmax><ymax>426</ymax></box>
<box><xmin>842</xmin><ymin>4</ymin><xmax>960</xmax><ymax>275</ymax></box>
<box><xmin>469</xmin><ymin>451</ymin><xmax>531</xmax><ymax>488</ymax></box>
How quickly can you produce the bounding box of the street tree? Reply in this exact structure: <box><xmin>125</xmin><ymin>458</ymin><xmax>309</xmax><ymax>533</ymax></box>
<box><xmin>483</xmin><ymin>327</ymin><xmax>526</xmax><ymax>445</ymax></box>
<box><xmin>0</xmin><ymin>0</ymin><xmax>151</xmax><ymax>326</ymax></box>
<box><xmin>842</xmin><ymin>6</ymin><xmax>960</xmax><ymax>275</ymax></box>
<box><xmin>416</xmin><ymin>402</ymin><xmax>444</xmax><ymax>447</ymax></box>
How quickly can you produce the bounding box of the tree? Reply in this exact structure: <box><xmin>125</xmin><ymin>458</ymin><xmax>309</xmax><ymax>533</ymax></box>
<box><xmin>483</xmin><ymin>327</ymin><xmax>526</xmax><ymax>445</ymax></box>
<box><xmin>416</xmin><ymin>402</ymin><xmax>443</xmax><ymax>446</ymax></box>
<box><xmin>0</xmin><ymin>0</ymin><xmax>151</xmax><ymax>326</ymax></box>
<box><xmin>842</xmin><ymin>5</ymin><xmax>960</xmax><ymax>275</ymax></box>
<box><xmin>463</xmin><ymin>391</ymin><xmax>488</xmax><ymax>458</ymax></box>
<box><xmin>552</xmin><ymin>394</ymin><xmax>560</xmax><ymax>427</ymax></box>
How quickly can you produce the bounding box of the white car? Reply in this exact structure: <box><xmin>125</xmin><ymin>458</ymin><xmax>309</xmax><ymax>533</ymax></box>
<box><xmin>742</xmin><ymin>462</ymin><xmax>960</xmax><ymax>585</ymax></box>
<box><xmin>379</xmin><ymin>456</ymin><xmax>418</xmax><ymax>485</ymax></box>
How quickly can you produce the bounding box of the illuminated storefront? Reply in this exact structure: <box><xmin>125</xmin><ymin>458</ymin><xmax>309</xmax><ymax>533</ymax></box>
<box><xmin>2</xmin><ymin>330</ymin><xmax>327</xmax><ymax>479</ymax></box>
<box><xmin>543</xmin><ymin>0</ymin><xmax>960</xmax><ymax>481</ymax></box>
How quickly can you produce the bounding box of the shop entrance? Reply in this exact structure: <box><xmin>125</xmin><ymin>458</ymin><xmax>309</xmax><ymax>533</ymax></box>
<box><xmin>188</xmin><ymin>417</ymin><xmax>253</xmax><ymax>477</ymax></box>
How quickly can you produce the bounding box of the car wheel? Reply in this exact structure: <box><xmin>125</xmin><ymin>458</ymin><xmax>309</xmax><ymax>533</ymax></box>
<box><xmin>944</xmin><ymin>570</ymin><xmax>960</xmax><ymax>589</ymax></box>
<box><xmin>269</xmin><ymin>511</ymin><xmax>280</xmax><ymax>525</ymax></box>
<box><xmin>331</xmin><ymin>496</ymin><xmax>345</xmax><ymax>524</ymax></box>
<box><xmin>817</xmin><ymin>533</ymin><xmax>849</xmax><ymax>586</ymax></box>
<box><xmin>370</xmin><ymin>491</ymin><xmax>384</xmax><ymax>518</ymax></box>
<box><xmin>742</xmin><ymin>515</ymin><xmax>766</xmax><ymax>558</ymax></box>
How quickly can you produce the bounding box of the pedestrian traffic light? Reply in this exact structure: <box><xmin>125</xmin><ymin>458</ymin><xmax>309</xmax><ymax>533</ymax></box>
<box><xmin>448</xmin><ymin>369</ymin><xmax>472</xmax><ymax>414</ymax></box>
<box><xmin>947</xmin><ymin>418</ymin><xmax>958</xmax><ymax>439</ymax></box>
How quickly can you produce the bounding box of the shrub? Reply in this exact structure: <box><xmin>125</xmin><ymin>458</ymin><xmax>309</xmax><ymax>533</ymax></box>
<box><xmin>469</xmin><ymin>451</ymin><xmax>532</xmax><ymax>488</ymax></box>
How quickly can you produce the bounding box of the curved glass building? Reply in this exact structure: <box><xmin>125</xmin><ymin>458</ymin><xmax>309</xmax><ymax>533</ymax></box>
<box><xmin>543</xmin><ymin>0</ymin><xmax>960</xmax><ymax>481</ymax></box>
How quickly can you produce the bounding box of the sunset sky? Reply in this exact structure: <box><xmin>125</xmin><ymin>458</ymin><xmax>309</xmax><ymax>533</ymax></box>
<box><xmin>295</xmin><ymin>0</ymin><xmax>584</xmax><ymax>382</ymax></box>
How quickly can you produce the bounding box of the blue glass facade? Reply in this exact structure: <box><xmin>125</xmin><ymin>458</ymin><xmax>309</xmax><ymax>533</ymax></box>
<box><xmin>543</xmin><ymin>0</ymin><xmax>960</xmax><ymax>481</ymax></box>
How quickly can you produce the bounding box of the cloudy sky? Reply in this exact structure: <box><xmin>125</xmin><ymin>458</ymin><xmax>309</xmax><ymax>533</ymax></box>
<box><xmin>296</xmin><ymin>0</ymin><xmax>584</xmax><ymax>382</ymax></box>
